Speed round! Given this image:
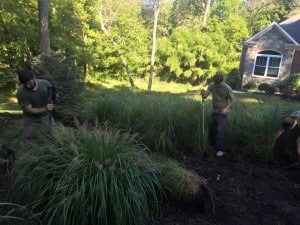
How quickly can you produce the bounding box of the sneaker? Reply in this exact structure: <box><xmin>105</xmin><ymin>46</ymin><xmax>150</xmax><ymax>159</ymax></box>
<box><xmin>216</xmin><ymin>151</ymin><xmax>225</xmax><ymax>157</ymax></box>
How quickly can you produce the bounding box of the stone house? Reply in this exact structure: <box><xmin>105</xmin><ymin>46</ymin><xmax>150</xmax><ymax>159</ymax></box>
<box><xmin>240</xmin><ymin>14</ymin><xmax>300</xmax><ymax>87</ymax></box>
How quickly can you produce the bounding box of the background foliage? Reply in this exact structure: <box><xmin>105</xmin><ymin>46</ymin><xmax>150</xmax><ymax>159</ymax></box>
<box><xmin>0</xmin><ymin>0</ymin><xmax>299</xmax><ymax>89</ymax></box>
<box><xmin>30</xmin><ymin>52</ymin><xmax>84</xmax><ymax>114</ymax></box>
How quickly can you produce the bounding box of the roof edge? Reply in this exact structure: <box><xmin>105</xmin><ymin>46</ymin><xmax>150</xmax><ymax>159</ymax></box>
<box><xmin>243</xmin><ymin>22</ymin><xmax>299</xmax><ymax>45</ymax></box>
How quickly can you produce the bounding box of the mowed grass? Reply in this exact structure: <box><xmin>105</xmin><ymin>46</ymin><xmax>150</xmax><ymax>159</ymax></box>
<box><xmin>0</xmin><ymin>77</ymin><xmax>199</xmax><ymax>114</ymax></box>
<box><xmin>0</xmin><ymin>89</ymin><xmax>21</xmax><ymax>114</ymax></box>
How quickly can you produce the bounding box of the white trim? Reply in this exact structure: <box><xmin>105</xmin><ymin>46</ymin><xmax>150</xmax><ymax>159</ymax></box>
<box><xmin>251</xmin><ymin>75</ymin><xmax>279</xmax><ymax>80</ymax></box>
<box><xmin>252</xmin><ymin>51</ymin><xmax>282</xmax><ymax>78</ymax></box>
<box><xmin>243</xmin><ymin>22</ymin><xmax>299</xmax><ymax>45</ymax></box>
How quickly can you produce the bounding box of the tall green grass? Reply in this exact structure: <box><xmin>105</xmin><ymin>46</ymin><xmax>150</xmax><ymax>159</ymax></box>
<box><xmin>9</xmin><ymin>123</ymin><xmax>163</xmax><ymax>225</ymax></box>
<box><xmin>83</xmin><ymin>90</ymin><xmax>300</xmax><ymax>160</ymax></box>
<box><xmin>4</xmin><ymin>121</ymin><xmax>214</xmax><ymax>224</ymax></box>
<box><xmin>0</xmin><ymin>202</ymin><xmax>42</xmax><ymax>225</ymax></box>
<box><xmin>227</xmin><ymin>96</ymin><xmax>300</xmax><ymax>159</ymax></box>
<box><xmin>84</xmin><ymin>91</ymin><xmax>206</xmax><ymax>156</ymax></box>
<box><xmin>0</xmin><ymin>203</ymin><xmax>26</xmax><ymax>224</ymax></box>
<box><xmin>152</xmin><ymin>156</ymin><xmax>215</xmax><ymax>214</ymax></box>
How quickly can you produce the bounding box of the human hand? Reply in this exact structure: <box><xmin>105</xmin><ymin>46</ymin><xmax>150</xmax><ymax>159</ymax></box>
<box><xmin>220</xmin><ymin>108</ymin><xmax>228</xmax><ymax>115</ymax></box>
<box><xmin>47</xmin><ymin>103</ymin><xmax>54</xmax><ymax>111</ymax></box>
<box><xmin>274</xmin><ymin>130</ymin><xmax>284</xmax><ymax>140</ymax></box>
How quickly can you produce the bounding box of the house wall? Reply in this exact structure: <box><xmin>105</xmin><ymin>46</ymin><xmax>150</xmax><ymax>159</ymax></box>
<box><xmin>241</xmin><ymin>27</ymin><xmax>295</xmax><ymax>86</ymax></box>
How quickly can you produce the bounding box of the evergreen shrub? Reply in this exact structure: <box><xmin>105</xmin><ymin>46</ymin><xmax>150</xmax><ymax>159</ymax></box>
<box><xmin>225</xmin><ymin>68</ymin><xmax>241</xmax><ymax>90</ymax></box>
<box><xmin>257</xmin><ymin>83</ymin><xmax>271</xmax><ymax>92</ymax></box>
<box><xmin>257</xmin><ymin>83</ymin><xmax>276</xmax><ymax>94</ymax></box>
<box><xmin>281</xmin><ymin>73</ymin><xmax>300</xmax><ymax>90</ymax></box>
<box><xmin>243</xmin><ymin>82</ymin><xmax>256</xmax><ymax>90</ymax></box>
<box><xmin>31</xmin><ymin>52</ymin><xmax>84</xmax><ymax>114</ymax></box>
<box><xmin>0</xmin><ymin>68</ymin><xmax>15</xmax><ymax>91</ymax></box>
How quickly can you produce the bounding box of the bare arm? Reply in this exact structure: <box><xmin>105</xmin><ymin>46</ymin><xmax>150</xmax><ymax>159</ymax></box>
<box><xmin>23</xmin><ymin>104</ymin><xmax>54</xmax><ymax>114</ymax></box>
<box><xmin>221</xmin><ymin>98</ymin><xmax>236</xmax><ymax>115</ymax></box>
<box><xmin>201</xmin><ymin>89</ymin><xmax>210</xmax><ymax>99</ymax></box>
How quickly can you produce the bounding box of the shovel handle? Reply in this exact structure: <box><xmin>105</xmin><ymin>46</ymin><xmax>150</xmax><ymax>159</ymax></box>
<box><xmin>202</xmin><ymin>98</ymin><xmax>205</xmax><ymax>135</ymax></box>
<box><xmin>47</xmin><ymin>86</ymin><xmax>53</xmax><ymax>124</ymax></box>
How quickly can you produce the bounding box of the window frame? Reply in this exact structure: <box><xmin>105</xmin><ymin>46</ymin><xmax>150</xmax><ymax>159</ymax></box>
<box><xmin>252</xmin><ymin>50</ymin><xmax>282</xmax><ymax>79</ymax></box>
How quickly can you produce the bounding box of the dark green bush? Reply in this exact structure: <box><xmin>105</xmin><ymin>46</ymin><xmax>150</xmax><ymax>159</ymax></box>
<box><xmin>258</xmin><ymin>83</ymin><xmax>272</xmax><ymax>92</ymax></box>
<box><xmin>282</xmin><ymin>73</ymin><xmax>300</xmax><ymax>90</ymax></box>
<box><xmin>31</xmin><ymin>52</ymin><xmax>84</xmax><ymax>114</ymax></box>
<box><xmin>225</xmin><ymin>68</ymin><xmax>242</xmax><ymax>90</ymax></box>
<box><xmin>257</xmin><ymin>83</ymin><xmax>276</xmax><ymax>94</ymax></box>
<box><xmin>243</xmin><ymin>82</ymin><xmax>257</xmax><ymax>90</ymax></box>
<box><xmin>266</xmin><ymin>86</ymin><xmax>276</xmax><ymax>94</ymax></box>
<box><xmin>0</xmin><ymin>68</ymin><xmax>15</xmax><ymax>91</ymax></box>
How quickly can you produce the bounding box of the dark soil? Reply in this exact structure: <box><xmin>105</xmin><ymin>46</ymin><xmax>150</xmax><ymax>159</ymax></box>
<box><xmin>158</xmin><ymin>155</ymin><xmax>300</xmax><ymax>225</ymax></box>
<box><xmin>0</xmin><ymin>113</ymin><xmax>299</xmax><ymax>225</ymax></box>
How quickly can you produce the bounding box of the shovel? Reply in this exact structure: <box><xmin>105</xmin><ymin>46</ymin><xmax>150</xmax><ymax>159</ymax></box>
<box><xmin>47</xmin><ymin>86</ymin><xmax>53</xmax><ymax>124</ymax></box>
<box><xmin>201</xmin><ymin>94</ymin><xmax>207</xmax><ymax>155</ymax></box>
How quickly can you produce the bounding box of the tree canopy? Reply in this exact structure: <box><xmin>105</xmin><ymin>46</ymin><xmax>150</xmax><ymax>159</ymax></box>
<box><xmin>0</xmin><ymin>0</ymin><xmax>298</xmax><ymax>89</ymax></box>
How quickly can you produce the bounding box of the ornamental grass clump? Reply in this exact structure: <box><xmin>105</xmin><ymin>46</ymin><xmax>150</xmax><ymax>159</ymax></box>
<box><xmin>85</xmin><ymin>91</ymin><xmax>203</xmax><ymax>155</ymax></box>
<box><xmin>227</xmin><ymin>100</ymin><xmax>299</xmax><ymax>159</ymax></box>
<box><xmin>9</xmin><ymin>121</ymin><xmax>164</xmax><ymax>225</ymax></box>
<box><xmin>0</xmin><ymin>203</ymin><xmax>27</xmax><ymax>224</ymax></box>
<box><xmin>153</xmin><ymin>157</ymin><xmax>215</xmax><ymax>215</ymax></box>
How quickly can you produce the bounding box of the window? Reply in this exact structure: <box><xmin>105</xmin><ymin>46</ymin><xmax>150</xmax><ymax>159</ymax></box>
<box><xmin>253</xmin><ymin>50</ymin><xmax>282</xmax><ymax>78</ymax></box>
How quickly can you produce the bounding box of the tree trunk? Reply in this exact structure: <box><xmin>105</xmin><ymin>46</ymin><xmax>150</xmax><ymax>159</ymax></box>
<box><xmin>148</xmin><ymin>1</ymin><xmax>160</xmax><ymax>92</ymax></box>
<box><xmin>39</xmin><ymin>0</ymin><xmax>51</xmax><ymax>55</ymax></box>
<box><xmin>202</xmin><ymin>0</ymin><xmax>211</xmax><ymax>28</ymax></box>
<box><xmin>99</xmin><ymin>9</ymin><xmax>136</xmax><ymax>92</ymax></box>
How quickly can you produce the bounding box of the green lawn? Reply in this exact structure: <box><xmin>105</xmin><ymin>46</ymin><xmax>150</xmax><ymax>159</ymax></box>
<box><xmin>0</xmin><ymin>89</ymin><xmax>21</xmax><ymax>114</ymax></box>
<box><xmin>1</xmin><ymin>77</ymin><xmax>201</xmax><ymax>114</ymax></box>
<box><xmin>1</xmin><ymin>77</ymin><xmax>298</xmax><ymax>115</ymax></box>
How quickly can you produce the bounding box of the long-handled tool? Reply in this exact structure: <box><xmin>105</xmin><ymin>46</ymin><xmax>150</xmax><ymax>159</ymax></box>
<box><xmin>47</xmin><ymin>86</ymin><xmax>53</xmax><ymax>124</ymax></box>
<box><xmin>201</xmin><ymin>93</ymin><xmax>208</xmax><ymax>155</ymax></box>
<box><xmin>202</xmin><ymin>95</ymin><xmax>205</xmax><ymax>139</ymax></box>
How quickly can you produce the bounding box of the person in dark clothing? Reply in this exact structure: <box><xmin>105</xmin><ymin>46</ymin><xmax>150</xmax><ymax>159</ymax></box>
<box><xmin>201</xmin><ymin>74</ymin><xmax>236</xmax><ymax>157</ymax></box>
<box><xmin>273</xmin><ymin>111</ymin><xmax>300</xmax><ymax>167</ymax></box>
<box><xmin>16</xmin><ymin>69</ymin><xmax>54</xmax><ymax>140</ymax></box>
